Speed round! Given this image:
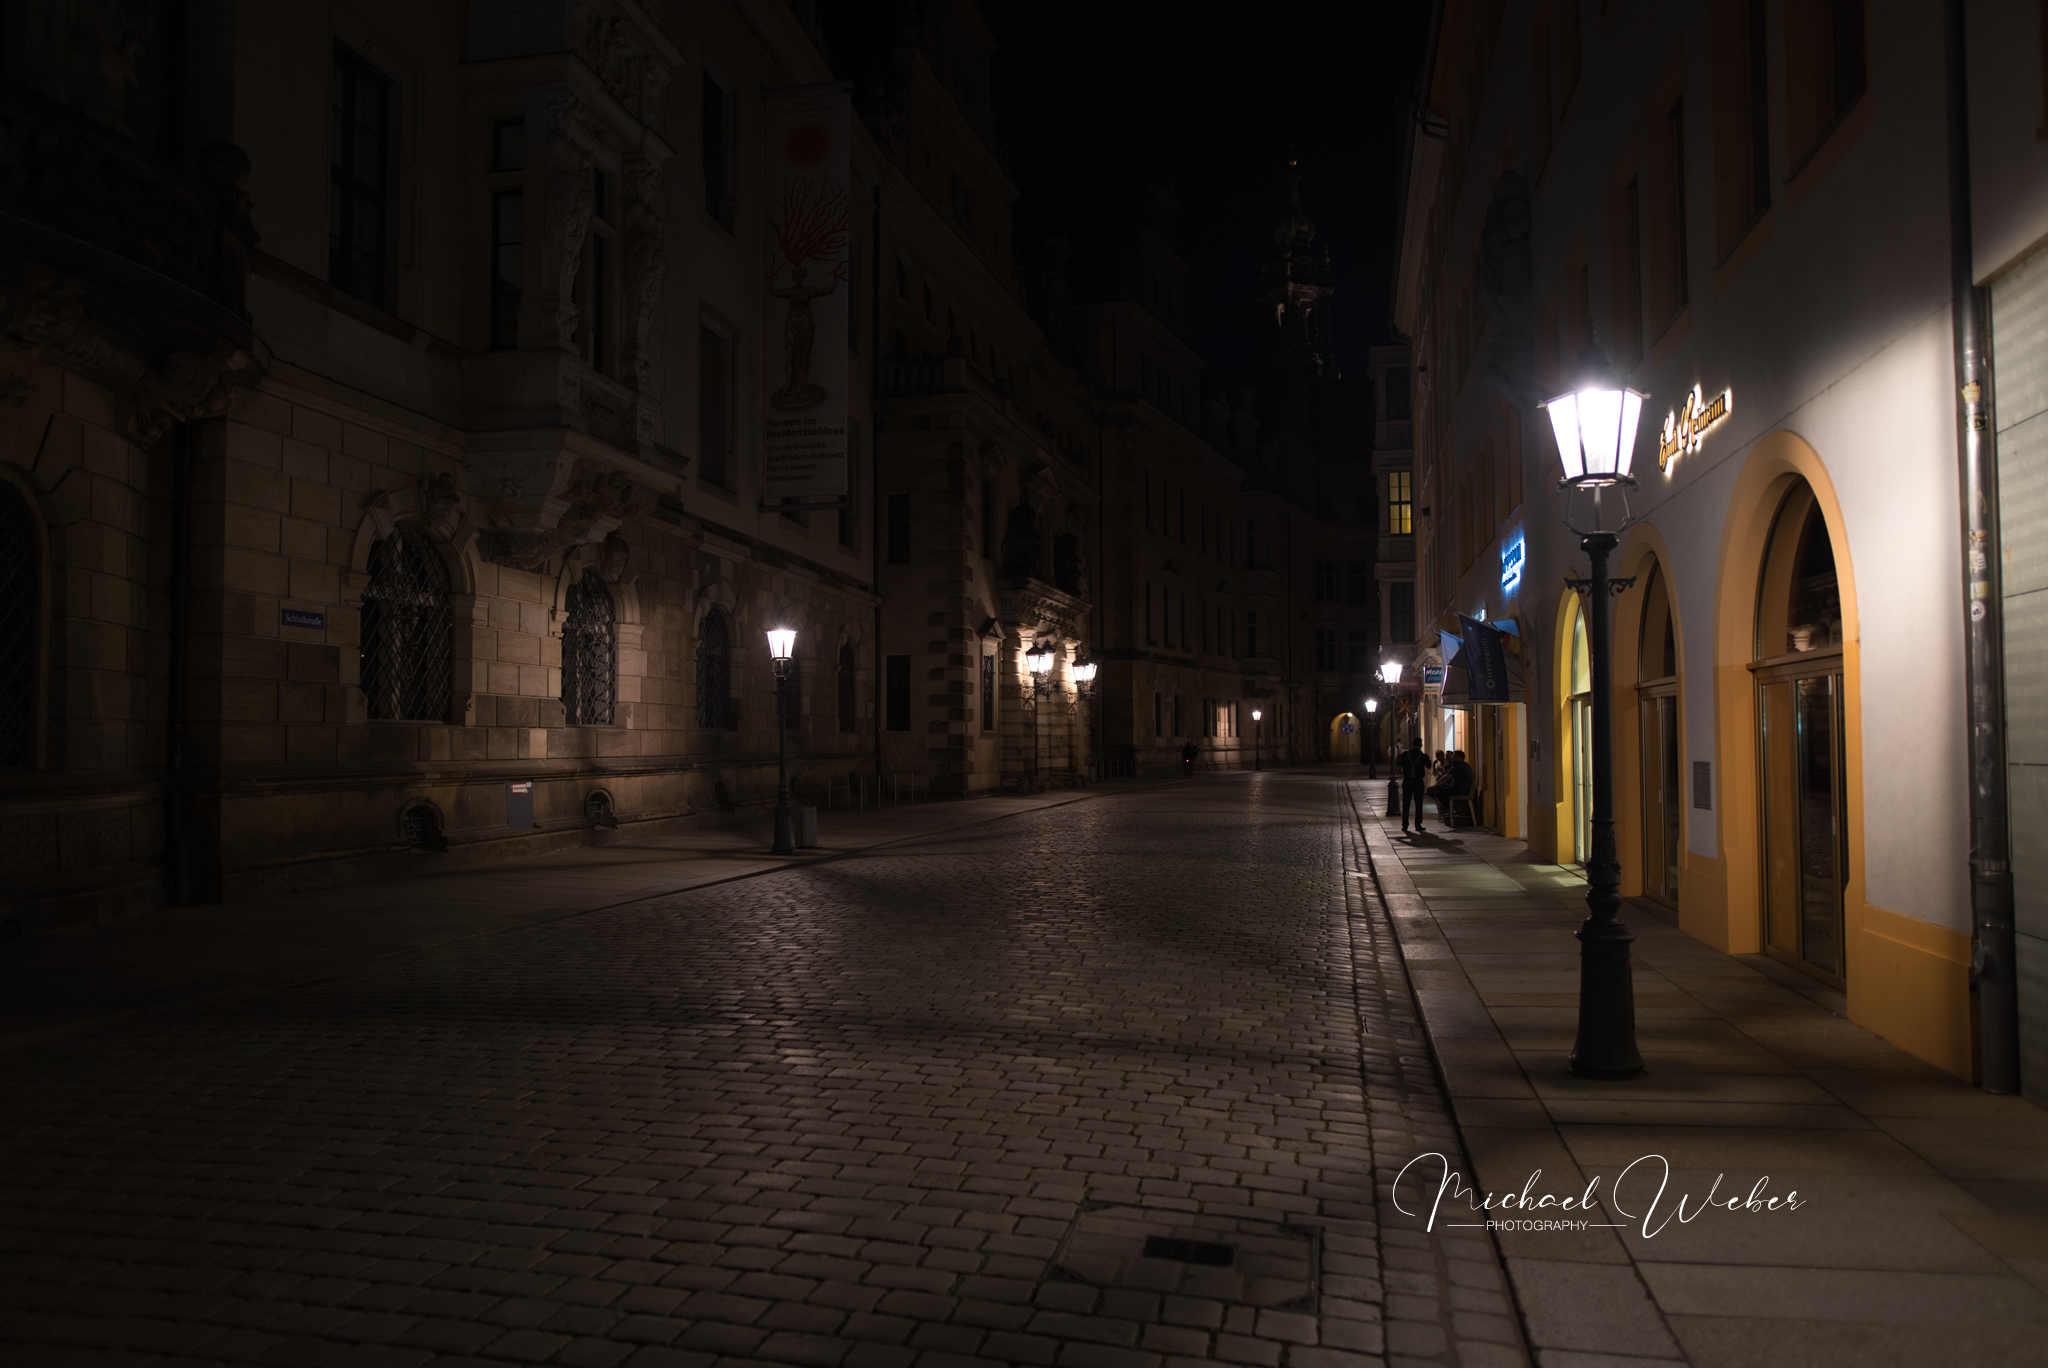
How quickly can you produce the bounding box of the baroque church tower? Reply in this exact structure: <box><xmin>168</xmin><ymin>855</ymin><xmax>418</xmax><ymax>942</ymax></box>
<box><xmin>1262</xmin><ymin>167</ymin><xmax>1338</xmax><ymax>378</ymax></box>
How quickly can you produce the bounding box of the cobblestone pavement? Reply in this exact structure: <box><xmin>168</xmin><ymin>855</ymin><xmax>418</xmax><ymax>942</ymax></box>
<box><xmin>0</xmin><ymin>774</ymin><xmax>1525</xmax><ymax>1368</ymax></box>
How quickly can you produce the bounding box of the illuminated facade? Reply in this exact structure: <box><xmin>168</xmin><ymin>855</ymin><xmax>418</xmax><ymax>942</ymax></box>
<box><xmin>1393</xmin><ymin>0</ymin><xmax>2048</xmax><ymax>1085</ymax></box>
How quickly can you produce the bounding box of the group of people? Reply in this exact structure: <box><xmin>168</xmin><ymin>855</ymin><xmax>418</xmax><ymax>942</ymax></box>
<box><xmin>1392</xmin><ymin>737</ymin><xmax>1474</xmax><ymax>832</ymax></box>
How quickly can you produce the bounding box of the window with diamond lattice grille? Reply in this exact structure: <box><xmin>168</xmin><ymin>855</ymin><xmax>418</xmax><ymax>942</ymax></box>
<box><xmin>837</xmin><ymin>642</ymin><xmax>857</xmax><ymax>733</ymax></box>
<box><xmin>360</xmin><ymin>525</ymin><xmax>452</xmax><ymax>722</ymax></box>
<box><xmin>562</xmin><ymin>569</ymin><xmax>616</xmax><ymax>726</ymax></box>
<box><xmin>697</xmin><ymin>609</ymin><xmax>733</xmax><ymax>730</ymax></box>
<box><xmin>0</xmin><ymin>483</ymin><xmax>38</xmax><ymax>767</ymax></box>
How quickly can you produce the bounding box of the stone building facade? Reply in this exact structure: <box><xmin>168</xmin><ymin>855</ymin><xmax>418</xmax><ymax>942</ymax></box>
<box><xmin>0</xmin><ymin>0</ymin><xmax>1383</xmax><ymax>931</ymax></box>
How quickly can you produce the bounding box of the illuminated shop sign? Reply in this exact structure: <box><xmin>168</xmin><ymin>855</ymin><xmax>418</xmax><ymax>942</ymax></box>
<box><xmin>1500</xmin><ymin>529</ymin><xmax>1525</xmax><ymax>596</ymax></box>
<box><xmin>1657</xmin><ymin>384</ymin><xmax>1733</xmax><ymax>471</ymax></box>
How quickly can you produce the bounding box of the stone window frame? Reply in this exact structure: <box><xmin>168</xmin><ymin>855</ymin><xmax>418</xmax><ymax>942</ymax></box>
<box><xmin>343</xmin><ymin>482</ymin><xmax>481</xmax><ymax>729</ymax></box>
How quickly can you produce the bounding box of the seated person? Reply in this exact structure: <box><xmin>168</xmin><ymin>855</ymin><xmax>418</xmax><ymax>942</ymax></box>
<box><xmin>1429</xmin><ymin>749</ymin><xmax>1476</xmax><ymax>821</ymax></box>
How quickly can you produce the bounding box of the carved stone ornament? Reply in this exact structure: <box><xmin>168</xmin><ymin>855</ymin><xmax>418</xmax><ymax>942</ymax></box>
<box><xmin>474</xmin><ymin>455</ymin><xmax>655</xmax><ymax>571</ymax></box>
<box><xmin>543</xmin><ymin>92</ymin><xmax>602</xmax><ymax>346</ymax></box>
<box><xmin>569</xmin><ymin>0</ymin><xmax>675</xmax><ymax>126</ymax></box>
<box><xmin>619</xmin><ymin>154</ymin><xmax>666</xmax><ymax>390</ymax></box>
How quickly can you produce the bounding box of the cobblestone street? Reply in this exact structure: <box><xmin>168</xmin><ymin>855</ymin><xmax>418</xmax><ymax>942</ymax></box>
<box><xmin>0</xmin><ymin>775</ymin><xmax>1522</xmax><ymax>1368</ymax></box>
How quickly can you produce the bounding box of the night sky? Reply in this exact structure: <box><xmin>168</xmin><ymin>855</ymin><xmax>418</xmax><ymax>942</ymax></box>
<box><xmin>988</xmin><ymin>0</ymin><xmax>1432</xmax><ymax>377</ymax></box>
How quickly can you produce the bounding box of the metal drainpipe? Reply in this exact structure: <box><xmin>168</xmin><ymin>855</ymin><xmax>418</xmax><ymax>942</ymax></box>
<box><xmin>1945</xmin><ymin>0</ymin><xmax>2018</xmax><ymax>1093</ymax></box>
<box><xmin>164</xmin><ymin>420</ymin><xmax>192</xmax><ymax>904</ymax></box>
<box><xmin>871</xmin><ymin>181</ymin><xmax>884</xmax><ymax>785</ymax></box>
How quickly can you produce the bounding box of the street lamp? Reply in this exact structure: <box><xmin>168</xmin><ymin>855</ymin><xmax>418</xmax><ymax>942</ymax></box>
<box><xmin>1072</xmin><ymin>660</ymin><xmax>1098</xmax><ymax>780</ymax></box>
<box><xmin>1025</xmin><ymin>642</ymin><xmax>1055</xmax><ymax>785</ymax></box>
<box><xmin>1379</xmin><ymin>660</ymin><xmax>1403</xmax><ymax>686</ymax></box>
<box><xmin>766</xmin><ymin>627</ymin><xmax>798</xmax><ymax>855</ymax></box>
<box><xmin>1543</xmin><ymin>342</ymin><xmax>1649</xmax><ymax>1081</ymax></box>
<box><xmin>1363</xmin><ymin>696</ymin><xmax>1380</xmax><ymax>778</ymax></box>
<box><xmin>1251</xmin><ymin>707</ymin><xmax>1263</xmax><ymax>773</ymax></box>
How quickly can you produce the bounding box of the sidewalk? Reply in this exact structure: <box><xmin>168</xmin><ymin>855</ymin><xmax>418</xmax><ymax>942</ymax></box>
<box><xmin>0</xmin><ymin>777</ymin><xmax>1171</xmax><ymax>1048</ymax></box>
<box><xmin>1345</xmin><ymin>780</ymin><xmax>2048</xmax><ymax>1367</ymax></box>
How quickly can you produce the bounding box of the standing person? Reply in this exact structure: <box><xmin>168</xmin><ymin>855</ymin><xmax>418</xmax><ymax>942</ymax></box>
<box><xmin>1396</xmin><ymin>737</ymin><xmax>1431</xmax><ymax>832</ymax></box>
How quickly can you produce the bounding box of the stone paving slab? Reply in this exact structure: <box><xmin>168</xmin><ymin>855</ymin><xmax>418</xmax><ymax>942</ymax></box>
<box><xmin>0</xmin><ymin>771</ymin><xmax>1532</xmax><ymax>1368</ymax></box>
<box><xmin>1344</xmin><ymin>782</ymin><xmax>2048</xmax><ymax>1368</ymax></box>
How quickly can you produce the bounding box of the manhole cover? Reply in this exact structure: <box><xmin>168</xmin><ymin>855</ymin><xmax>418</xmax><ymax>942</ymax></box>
<box><xmin>1048</xmin><ymin>1202</ymin><xmax>1321</xmax><ymax>1311</ymax></box>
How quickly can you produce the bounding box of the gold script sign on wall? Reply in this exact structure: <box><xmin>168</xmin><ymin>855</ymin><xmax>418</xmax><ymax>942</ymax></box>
<box><xmin>1657</xmin><ymin>385</ymin><xmax>1733</xmax><ymax>471</ymax></box>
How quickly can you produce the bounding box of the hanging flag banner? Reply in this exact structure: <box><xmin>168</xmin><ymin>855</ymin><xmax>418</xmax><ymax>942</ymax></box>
<box><xmin>763</xmin><ymin>84</ymin><xmax>852</xmax><ymax>499</ymax></box>
<box><xmin>1458</xmin><ymin>614</ymin><xmax>1512</xmax><ymax>703</ymax></box>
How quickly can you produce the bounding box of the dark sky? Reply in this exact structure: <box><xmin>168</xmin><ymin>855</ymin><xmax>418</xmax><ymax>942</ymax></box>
<box><xmin>987</xmin><ymin>0</ymin><xmax>1432</xmax><ymax>377</ymax></box>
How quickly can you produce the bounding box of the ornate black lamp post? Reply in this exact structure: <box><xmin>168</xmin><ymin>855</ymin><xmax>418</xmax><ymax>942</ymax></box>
<box><xmin>1251</xmin><ymin>707</ymin><xmax>1263</xmax><ymax>772</ymax></box>
<box><xmin>1378</xmin><ymin>661</ymin><xmax>1404</xmax><ymax>812</ymax></box>
<box><xmin>768</xmin><ymin>627</ymin><xmax>797</xmax><ymax>854</ymax></box>
<box><xmin>1072</xmin><ymin>659</ymin><xmax>1098</xmax><ymax>778</ymax></box>
<box><xmin>1363</xmin><ymin>695</ymin><xmax>1380</xmax><ymax>777</ymax></box>
<box><xmin>1543</xmin><ymin>344</ymin><xmax>1648</xmax><ymax>1080</ymax></box>
<box><xmin>1025</xmin><ymin>642</ymin><xmax>1054</xmax><ymax>785</ymax></box>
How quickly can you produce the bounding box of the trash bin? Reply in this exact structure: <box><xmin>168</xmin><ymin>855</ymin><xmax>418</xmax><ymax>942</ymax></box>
<box><xmin>797</xmin><ymin>806</ymin><xmax>817</xmax><ymax>848</ymax></box>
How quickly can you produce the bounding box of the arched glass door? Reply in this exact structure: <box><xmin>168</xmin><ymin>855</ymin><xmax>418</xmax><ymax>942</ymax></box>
<box><xmin>1638</xmin><ymin>565</ymin><xmax>1680</xmax><ymax>906</ymax></box>
<box><xmin>1570</xmin><ymin>604</ymin><xmax>1593</xmax><ymax>866</ymax></box>
<box><xmin>1755</xmin><ymin>485</ymin><xmax>1848</xmax><ymax>986</ymax></box>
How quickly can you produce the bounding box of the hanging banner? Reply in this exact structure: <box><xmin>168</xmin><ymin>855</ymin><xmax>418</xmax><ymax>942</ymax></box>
<box><xmin>1458</xmin><ymin>615</ymin><xmax>1512</xmax><ymax>703</ymax></box>
<box><xmin>763</xmin><ymin>84</ymin><xmax>852</xmax><ymax>498</ymax></box>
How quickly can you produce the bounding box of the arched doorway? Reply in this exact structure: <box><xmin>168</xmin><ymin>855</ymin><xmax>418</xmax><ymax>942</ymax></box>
<box><xmin>1637</xmin><ymin>564</ymin><xmax>1680</xmax><ymax>906</ymax></box>
<box><xmin>1561</xmin><ymin>597</ymin><xmax>1593</xmax><ymax>866</ymax></box>
<box><xmin>1755</xmin><ymin>481</ymin><xmax>1848</xmax><ymax>986</ymax></box>
<box><xmin>1328</xmin><ymin>711</ymin><xmax>1361</xmax><ymax>763</ymax></box>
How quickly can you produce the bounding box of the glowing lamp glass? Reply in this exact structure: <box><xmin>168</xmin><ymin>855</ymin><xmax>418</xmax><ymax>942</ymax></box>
<box><xmin>1251</xmin><ymin>709</ymin><xmax>1263</xmax><ymax>721</ymax></box>
<box><xmin>1378</xmin><ymin>661</ymin><xmax>1403</xmax><ymax>685</ymax></box>
<box><xmin>1544</xmin><ymin>349</ymin><xmax>1647</xmax><ymax>487</ymax></box>
<box><xmin>1025</xmin><ymin>644</ymin><xmax>1055</xmax><ymax>675</ymax></box>
<box><xmin>1364</xmin><ymin>698</ymin><xmax>1379</xmax><ymax>714</ymax></box>
<box><xmin>1071</xmin><ymin>661</ymin><xmax>1097</xmax><ymax>685</ymax></box>
<box><xmin>765</xmin><ymin>628</ymin><xmax>797</xmax><ymax>661</ymax></box>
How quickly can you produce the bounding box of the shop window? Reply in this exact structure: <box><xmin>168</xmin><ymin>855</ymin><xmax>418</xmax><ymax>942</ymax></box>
<box><xmin>885</xmin><ymin>654</ymin><xmax>910</xmax><ymax>731</ymax></box>
<box><xmin>329</xmin><ymin>45</ymin><xmax>390</xmax><ymax>308</ymax></box>
<box><xmin>696</xmin><ymin>608</ymin><xmax>734</xmax><ymax>730</ymax></box>
<box><xmin>0</xmin><ymin>482</ymin><xmax>38</xmax><ymax>767</ymax></box>
<box><xmin>838</xmin><ymin>641</ymin><xmax>858</xmax><ymax>732</ymax></box>
<box><xmin>562</xmin><ymin>569</ymin><xmax>616</xmax><ymax>726</ymax></box>
<box><xmin>361</xmin><ymin>526</ymin><xmax>452</xmax><ymax>722</ymax></box>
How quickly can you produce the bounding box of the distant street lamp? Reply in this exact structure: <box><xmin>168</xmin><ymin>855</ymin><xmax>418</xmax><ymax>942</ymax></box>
<box><xmin>1543</xmin><ymin>343</ymin><xmax>1649</xmax><ymax>1081</ymax></box>
<box><xmin>767</xmin><ymin>627</ymin><xmax>798</xmax><ymax>855</ymax></box>
<box><xmin>1251</xmin><ymin>707</ymin><xmax>1263</xmax><ymax>773</ymax></box>
<box><xmin>1026</xmin><ymin>642</ymin><xmax>1055</xmax><ymax>785</ymax></box>
<box><xmin>1363</xmin><ymin>696</ymin><xmax>1380</xmax><ymax>778</ymax></box>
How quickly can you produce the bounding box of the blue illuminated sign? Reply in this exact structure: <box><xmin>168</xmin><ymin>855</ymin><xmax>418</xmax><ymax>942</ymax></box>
<box><xmin>1500</xmin><ymin>529</ymin><xmax>1525</xmax><ymax>596</ymax></box>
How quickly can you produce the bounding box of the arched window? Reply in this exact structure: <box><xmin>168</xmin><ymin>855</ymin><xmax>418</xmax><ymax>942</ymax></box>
<box><xmin>0</xmin><ymin>482</ymin><xmax>38</xmax><ymax>767</ymax></box>
<box><xmin>838</xmin><ymin>641</ymin><xmax>857</xmax><ymax>732</ymax></box>
<box><xmin>696</xmin><ymin>608</ymin><xmax>732</xmax><ymax>729</ymax></box>
<box><xmin>360</xmin><ymin>524</ymin><xmax>453</xmax><ymax>722</ymax></box>
<box><xmin>562</xmin><ymin>569</ymin><xmax>616</xmax><ymax>726</ymax></box>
